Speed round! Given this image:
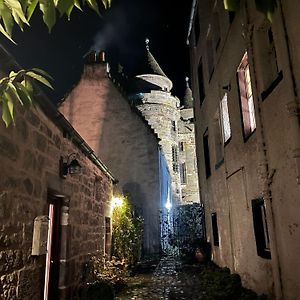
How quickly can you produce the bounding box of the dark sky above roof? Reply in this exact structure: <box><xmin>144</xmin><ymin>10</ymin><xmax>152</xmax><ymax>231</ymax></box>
<box><xmin>1</xmin><ymin>0</ymin><xmax>193</xmax><ymax>102</ymax></box>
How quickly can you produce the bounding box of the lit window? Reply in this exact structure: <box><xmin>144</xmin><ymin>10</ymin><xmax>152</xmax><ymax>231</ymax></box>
<box><xmin>237</xmin><ymin>52</ymin><xmax>256</xmax><ymax>139</ymax></box>
<box><xmin>220</xmin><ymin>93</ymin><xmax>231</xmax><ymax>144</ymax></box>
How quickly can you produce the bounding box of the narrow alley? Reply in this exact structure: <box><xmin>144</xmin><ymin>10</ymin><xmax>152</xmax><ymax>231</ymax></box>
<box><xmin>115</xmin><ymin>256</ymin><xmax>261</xmax><ymax>300</ymax></box>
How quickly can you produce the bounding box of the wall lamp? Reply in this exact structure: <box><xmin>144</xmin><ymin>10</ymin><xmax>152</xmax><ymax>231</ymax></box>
<box><xmin>59</xmin><ymin>153</ymin><xmax>82</xmax><ymax>179</ymax></box>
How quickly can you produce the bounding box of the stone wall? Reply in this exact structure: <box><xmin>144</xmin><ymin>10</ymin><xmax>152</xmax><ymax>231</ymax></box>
<box><xmin>178</xmin><ymin>108</ymin><xmax>200</xmax><ymax>204</ymax></box>
<box><xmin>0</xmin><ymin>49</ymin><xmax>114</xmax><ymax>299</ymax></box>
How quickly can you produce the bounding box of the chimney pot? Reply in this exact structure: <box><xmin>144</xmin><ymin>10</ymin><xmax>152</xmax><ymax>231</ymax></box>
<box><xmin>99</xmin><ymin>51</ymin><xmax>105</xmax><ymax>62</ymax></box>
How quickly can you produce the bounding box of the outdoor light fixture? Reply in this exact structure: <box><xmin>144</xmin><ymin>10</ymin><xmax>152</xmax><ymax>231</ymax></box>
<box><xmin>165</xmin><ymin>201</ymin><xmax>172</xmax><ymax>210</ymax></box>
<box><xmin>112</xmin><ymin>197</ymin><xmax>123</xmax><ymax>208</ymax></box>
<box><xmin>59</xmin><ymin>153</ymin><xmax>82</xmax><ymax>179</ymax></box>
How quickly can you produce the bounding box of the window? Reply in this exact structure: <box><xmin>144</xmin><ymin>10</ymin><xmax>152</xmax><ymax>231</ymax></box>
<box><xmin>105</xmin><ymin>217</ymin><xmax>111</xmax><ymax>254</ymax></box>
<box><xmin>172</xmin><ymin>146</ymin><xmax>178</xmax><ymax>173</ymax></box>
<box><xmin>237</xmin><ymin>52</ymin><xmax>256</xmax><ymax>139</ymax></box>
<box><xmin>206</xmin><ymin>38</ymin><xmax>214</xmax><ymax>81</ymax></box>
<box><xmin>171</xmin><ymin>120</ymin><xmax>176</xmax><ymax>132</ymax></box>
<box><xmin>220</xmin><ymin>93</ymin><xmax>231</xmax><ymax>144</ymax></box>
<box><xmin>258</xmin><ymin>27</ymin><xmax>283</xmax><ymax>100</ymax></box>
<box><xmin>228</xmin><ymin>11</ymin><xmax>235</xmax><ymax>24</ymax></box>
<box><xmin>211</xmin><ymin>212</ymin><xmax>219</xmax><ymax>246</ymax></box>
<box><xmin>180</xmin><ymin>163</ymin><xmax>187</xmax><ymax>184</ymax></box>
<box><xmin>213</xmin><ymin>113</ymin><xmax>223</xmax><ymax>169</ymax></box>
<box><xmin>179</xmin><ymin>141</ymin><xmax>184</xmax><ymax>152</ymax></box>
<box><xmin>203</xmin><ymin>129</ymin><xmax>211</xmax><ymax>178</ymax></box>
<box><xmin>198</xmin><ymin>59</ymin><xmax>206</xmax><ymax>105</ymax></box>
<box><xmin>252</xmin><ymin>199</ymin><xmax>271</xmax><ymax>259</ymax></box>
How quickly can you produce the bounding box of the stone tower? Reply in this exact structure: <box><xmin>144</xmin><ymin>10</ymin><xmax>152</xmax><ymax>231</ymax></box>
<box><xmin>178</xmin><ymin>77</ymin><xmax>200</xmax><ymax>204</ymax></box>
<box><xmin>129</xmin><ymin>39</ymin><xmax>182</xmax><ymax>204</ymax></box>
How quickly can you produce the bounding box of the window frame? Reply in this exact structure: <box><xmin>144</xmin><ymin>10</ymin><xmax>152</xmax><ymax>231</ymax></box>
<box><xmin>203</xmin><ymin>128</ymin><xmax>211</xmax><ymax>178</ymax></box>
<box><xmin>237</xmin><ymin>52</ymin><xmax>257</xmax><ymax>141</ymax></box>
<box><xmin>220</xmin><ymin>93</ymin><xmax>232</xmax><ymax>145</ymax></box>
<box><xmin>211</xmin><ymin>212</ymin><xmax>219</xmax><ymax>247</ymax></box>
<box><xmin>252</xmin><ymin>198</ymin><xmax>271</xmax><ymax>259</ymax></box>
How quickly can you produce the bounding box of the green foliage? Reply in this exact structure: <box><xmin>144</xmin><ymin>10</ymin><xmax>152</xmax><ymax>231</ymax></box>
<box><xmin>0</xmin><ymin>68</ymin><xmax>53</xmax><ymax>127</ymax></box>
<box><xmin>0</xmin><ymin>0</ymin><xmax>111</xmax><ymax>41</ymax></box>
<box><xmin>112</xmin><ymin>196</ymin><xmax>144</xmax><ymax>266</ymax></box>
<box><xmin>85</xmin><ymin>254</ymin><xmax>129</xmax><ymax>288</ymax></box>
<box><xmin>0</xmin><ymin>0</ymin><xmax>111</xmax><ymax>128</ymax></box>
<box><xmin>224</xmin><ymin>0</ymin><xmax>277</xmax><ymax>22</ymax></box>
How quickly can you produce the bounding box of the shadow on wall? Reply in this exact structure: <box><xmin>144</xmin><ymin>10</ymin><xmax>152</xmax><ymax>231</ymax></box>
<box><xmin>122</xmin><ymin>182</ymin><xmax>145</xmax><ymax>216</ymax></box>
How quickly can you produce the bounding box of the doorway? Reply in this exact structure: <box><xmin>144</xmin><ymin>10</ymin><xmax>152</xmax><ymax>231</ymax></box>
<box><xmin>43</xmin><ymin>194</ymin><xmax>62</xmax><ymax>300</ymax></box>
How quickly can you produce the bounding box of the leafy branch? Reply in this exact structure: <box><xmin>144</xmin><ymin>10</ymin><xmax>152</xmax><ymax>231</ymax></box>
<box><xmin>0</xmin><ymin>68</ymin><xmax>53</xmax><ymax>127</ymax></box>
<box><xmin>0</xmin><ymin>0</ymin><xmax>111</xmax><ymax>42</ymax></box>
<box><xmin>0</xmin><ymin>0</ymin><xmax>111</xmax><ymax>127</ymax></box>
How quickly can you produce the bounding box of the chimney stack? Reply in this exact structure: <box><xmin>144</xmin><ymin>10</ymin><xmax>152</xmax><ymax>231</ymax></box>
<box><xmin>84</xmin><ymin>50</ymin><xmax>106</xmax><ymax>64</ymax></box>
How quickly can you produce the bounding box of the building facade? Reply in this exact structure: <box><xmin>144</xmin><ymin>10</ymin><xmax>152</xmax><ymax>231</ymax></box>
<box><xmin>0</xmin><ymin>46</ymin><xmax>116</xmax><ymax>300</ymax></box>
<box><xmin>59</xmin><ymin>52</ymin><xmax>165</xmax><ymax>255</ymax></box>
<box><xmin>187</xmin><ymin>0</ymin><xmax>300</xmax><ymax>299</ymax></box>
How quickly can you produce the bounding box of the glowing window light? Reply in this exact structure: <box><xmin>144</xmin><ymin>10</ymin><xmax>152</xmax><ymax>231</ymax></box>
<box><xmin>112</xmin><ymin>197</ymin><xmax>123</xmax><ymax>208</ymax></box>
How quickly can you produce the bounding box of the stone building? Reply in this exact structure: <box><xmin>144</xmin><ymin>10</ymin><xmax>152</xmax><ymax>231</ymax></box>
<box><xmin>59</xmin><ymin>52</ymin><xmax>170</xmax><ymax>255</ymax></box>
<box><xmin>187</xmin><ymin>0</ymin><xmax>300</xmax><ymax>299</ymax></box>
<box><xmin>0</xmin><ymin>46</ymin><xmax>116</xmax><ymax>299</ymax></box>
<box><xmin>129</xmin><ymin>40</ymin><xmax>200</xmax><ymax>205</ymax></box>
<box><xmin>177</xmin><ymin>78</ymin><xmax>200</xmax><ymax>204</ymax></box>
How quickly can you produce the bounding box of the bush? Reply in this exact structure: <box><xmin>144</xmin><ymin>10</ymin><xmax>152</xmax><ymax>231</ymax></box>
<box><xmin>111</xmin><ymin>196</ymin><xmax>143</xmax><ymax>266</ymax></box>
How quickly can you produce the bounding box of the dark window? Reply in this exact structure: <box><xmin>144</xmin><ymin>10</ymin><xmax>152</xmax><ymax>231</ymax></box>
<box><xmin>105</xmin><ymin>217</ymin><xmax>111</xmax><ymax>255</ymax></box>
<box><xmin>237</xmin><ymin>52</ymin><xmax>256</xmax><ymax>139</ymax></box>
<box><xmin>228</xmin><ymin>11</ymin><xmax>235</xmax><ymax>24</ymax></box>
<box><xmin>203</xmin><ymin>129</ymin><xmax>211</xmax><ymax>178</ymax></box>
<box><xmin>180</xmin><ymin>163</ymin><xmax>187</xmax><ymax>184</ymax></box>
<box><xmin>179</xmin><ymin>141</ymin><xmax>184</xmax><ymax>152</ymax></box>
<box><xmin>172</xmin><ymin>146</ymin><xmax>178</xmax><ymax>173</ymax></box>
<box><xmin>252</xmin><ymin>199</ymin><xmax>271</xmax><ymax>259</ymax></box>
<box><xmin>211</xmin><ymin>212</ymin><xmax>219</xmax><ymax>246</ymax></box>
<box><xmin>171</xmin><ymin>120</ymin><xmax>176</xmax><ymax>132</ymax></box>
<box><xmin>194</xmin><ymin>9</ymin><xmax>200</xmax><ymax>44</ymax></box>
<box><xmin>198</xmin><ymin>59</ymin><xmax>206</xmax><ymax>105</ymax></box>
<box><xmin>259</xmin><ymin>27</ymin><xmax>282</xmax><ymax>100</ymax></box>
<box><xmin>213</xmin><ymin>113</ymin><xmax>223</xmax><ymax>169</ymax></box>
<box><xmin>206</xmin><ymin>38</ymin><xmax>214</xmax><ymax>81</ymax></box>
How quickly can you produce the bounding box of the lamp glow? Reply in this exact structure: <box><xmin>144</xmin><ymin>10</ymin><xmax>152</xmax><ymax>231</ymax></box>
<box><xmin>165</xmin><ymin>201</ymin><xmax>172</xmax><ymax>210</ymax></box>
<box><xmin>112</xmin><ymin>197</ymin><xmax>123</xmax><ymax>208</ymax></box>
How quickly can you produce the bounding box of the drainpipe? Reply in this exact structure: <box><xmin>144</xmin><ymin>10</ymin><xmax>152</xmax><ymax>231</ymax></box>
<box><xmin>243</xmin><ymin>2</ymin><xmax>283</xmax><ymax>299</ymax></box>
<box><xmin>277</xmin><ymin>0</ymin><xmax>300</xmax><ymax>185</ymax></box>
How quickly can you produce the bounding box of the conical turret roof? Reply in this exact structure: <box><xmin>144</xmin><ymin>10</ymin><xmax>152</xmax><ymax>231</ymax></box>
<box><xmin>138</xmin><ymin>38</ymin><xmax>167</xmax><ymax>77</ymax></box>
<box><xmin>183</xmin><ymin>77</ymin><xmax>193</xmax><ymax>108</ymax></box>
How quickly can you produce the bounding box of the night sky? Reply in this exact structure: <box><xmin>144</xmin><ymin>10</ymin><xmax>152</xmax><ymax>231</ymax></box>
<box><xmin>1</xmin><ymin>0</ymin><xmax>193</xmax><ymax>102</ymax></box>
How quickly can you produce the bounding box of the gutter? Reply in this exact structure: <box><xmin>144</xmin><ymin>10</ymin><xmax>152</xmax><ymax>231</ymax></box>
<box><xmin>186</xmin><ymin>0</ymin><xmax>197</xmax><ymax>45</ymax></box>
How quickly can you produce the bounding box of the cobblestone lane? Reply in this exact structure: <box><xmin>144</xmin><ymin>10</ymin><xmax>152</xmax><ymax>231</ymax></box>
<box><xmin>115</xmin><ymin>256</ymin><xmax>209</xmax><ymax>300</ymax></box>
<box><xmin>115</xmin><ymin>256</ymin><xmax>261</xmax><ymax>300</ymax></box>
